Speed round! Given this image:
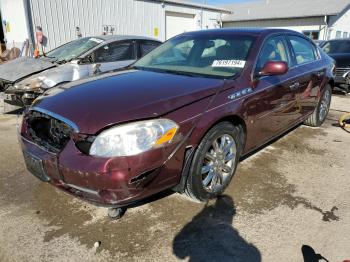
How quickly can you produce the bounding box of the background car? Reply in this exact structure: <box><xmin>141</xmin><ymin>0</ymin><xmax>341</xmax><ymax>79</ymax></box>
<box><xmin>321</xmin><ymin>38</ymin><xmax>350</xmax><ymax>93</ymax></box>
<box><xmin>3</xmin><ymin>35</ymin><xmax>161</xmax><ymax>106</ymax></box>
<box><xmin>19</xmin><ymin>28</ymin><xmax>334</xmax><ymax>218</ymax></box>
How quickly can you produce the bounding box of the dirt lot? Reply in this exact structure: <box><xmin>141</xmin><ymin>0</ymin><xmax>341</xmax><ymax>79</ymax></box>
<box><xmin>0</xmin><ymin>94</ymin><xmax>349</xmax><ymax>262</ymax></box>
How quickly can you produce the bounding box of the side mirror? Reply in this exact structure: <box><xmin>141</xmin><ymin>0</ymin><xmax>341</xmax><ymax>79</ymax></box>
<box><xmin>258</xmin><ymin>61</ymin><xmax>289</xmax><ymax>77</ymax></box>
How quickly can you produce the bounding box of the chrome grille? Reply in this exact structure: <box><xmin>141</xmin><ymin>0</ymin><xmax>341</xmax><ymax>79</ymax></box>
<box><xmin>24</xmin><ymin>110</ymin><xmax>73</xmax><ymax>153</ymax></box>
<box><xmin>335</xmin><ymin>68</ymin><xmax>350</xmax><ymax>78</ymax></box>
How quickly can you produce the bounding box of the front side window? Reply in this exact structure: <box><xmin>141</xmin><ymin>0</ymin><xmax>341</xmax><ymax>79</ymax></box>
<box><xmin>134</xmin><ymin>34</ymin><xmax>256</xmax><ymax>78</ymax></box>
<box><xmin>288</xmin><ymin>36</ymin><xmax>316</xmax><ymax>65</ymax></box>
<box><xmin>256</xmin><ymin>36</ymin><xmax>290</xmax><ymax>71</ymax></box>
<box><xmin>94</xmin><ymin>41</ymin><xmax>134</xmax><ymax>63</ymax></box>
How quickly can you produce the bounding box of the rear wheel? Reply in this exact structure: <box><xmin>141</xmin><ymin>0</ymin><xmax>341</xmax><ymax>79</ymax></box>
<box><xmin>185</xmin><ymin>122</ymin><xmax>243</xmax><ymax>202</ymax></box>
<box><xmin>304</xmin><ymin>84</ymin><xmax>332</xmax><ymax>127</ymax></box>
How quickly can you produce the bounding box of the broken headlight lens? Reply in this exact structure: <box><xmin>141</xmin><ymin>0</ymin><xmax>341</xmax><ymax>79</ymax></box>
<box><xmin>14</xmin><ymin>77</ymin><xmax>56</xmax><ymax>92</ymax></box>
<box><xmin>89</xmin><ymin>119</ymin><xmax>179</xmax><ymax>158</ymax></box>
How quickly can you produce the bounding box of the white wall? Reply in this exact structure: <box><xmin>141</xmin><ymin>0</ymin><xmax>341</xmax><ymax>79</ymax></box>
<box><xmin>0</xmin><ymin>0</ymin><xmax>31</xmax><ymax>49</ymax></box>
<box><xmin>328</xmin><ymin>5</ymin><xmax>350</xmax><ymax>39</ymax></box>
<box><xmin>27</xmin><ymin>0</ymin><xmax>223</xmax><ymax>51</ymax></box>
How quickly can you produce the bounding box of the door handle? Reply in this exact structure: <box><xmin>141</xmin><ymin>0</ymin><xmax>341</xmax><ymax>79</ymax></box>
<box><xmin>289</xmin><ymin>82</ymin><xmax>300</xmax><ymax>90</ymax></box>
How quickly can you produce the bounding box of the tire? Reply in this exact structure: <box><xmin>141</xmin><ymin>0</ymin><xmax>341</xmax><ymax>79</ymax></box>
<box><xmin>304</xmin><ymin>84</ymin><xmax>332</xmax><ymax>127</ymax></box>
<box><xmin>185</xmin><ymin>122</ymin><xmax>243</xmax><ymax>202</ymax></box>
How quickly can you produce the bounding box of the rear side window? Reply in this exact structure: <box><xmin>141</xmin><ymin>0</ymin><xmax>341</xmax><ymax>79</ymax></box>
<box><xmin>94</xmin><ymin>41</ymin><xmax>134</xmax><ymax>63</ymax></box>
<box><xmin>140</xmin><ymin>41</ymin><xmax>159</xmax><ymax>57</ymax></box>
<box><xmin>288</xmin><ymin>36</ymin><xmax>316</xmax><ymax>65</ymax></box>
<box><xmin>256</xmin><ymin>36</ymin><xmax>290</xmax><ymax>71</ymax></box>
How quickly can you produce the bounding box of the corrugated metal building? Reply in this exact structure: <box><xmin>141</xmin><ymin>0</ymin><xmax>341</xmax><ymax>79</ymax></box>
<box><xmin>222</xmin><ymin>0</ymin><xmax>350</xmax><ymax>40</ymax></box>
<box><xmin>0</xmin><ymin>0</ymin><xmax>230</xmax><ymax>51</ymax></box>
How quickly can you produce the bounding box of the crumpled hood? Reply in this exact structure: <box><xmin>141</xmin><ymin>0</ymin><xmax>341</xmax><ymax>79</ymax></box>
<box><xmin>328</xmin><ymin>53</ymin><xmax>350</xmax><ymax>68</ymax></box>
<box><xmin>0</xmin><ymin>57</ymin><xmax>56</xmax><ymax>83</ymax></box>
<box><xmin>33</xmin><ymin>70</ymin><xmax>224</xmax><ymax>134</ymax></box>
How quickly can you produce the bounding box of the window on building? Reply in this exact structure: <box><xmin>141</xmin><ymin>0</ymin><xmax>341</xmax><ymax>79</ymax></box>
<box><xmin>343</xmin><ymin>32</ymin><xmax>348</xmax><ymax>38</ymax></box>
<box><xmin>94</xmin><ymin>41</ymin><xmax>134</xmax><ymax>63</ymax></box>
<box><xmin>288</xmin><ymin>36</ymin><xmax>316</xmax><ymax>65</ymax></box>
<box><xmin>302</xmin><ymin>31</ymin><xmax>320</xmax><ymax>40</ymax></box>
<box><xmin>336</xmin><ymin>31</ymin><xmax>342</xmax><ymax>39</ymax></box>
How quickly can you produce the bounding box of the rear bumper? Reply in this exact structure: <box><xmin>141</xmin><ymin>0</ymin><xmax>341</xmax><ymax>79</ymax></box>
<box><xmin>19</xmin><ymin>135</ymin><xmax>185</xmax><ymax>207</ymax></box>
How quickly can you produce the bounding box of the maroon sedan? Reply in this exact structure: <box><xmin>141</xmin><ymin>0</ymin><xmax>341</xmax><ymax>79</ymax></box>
<box><xmin>19</xmin><ymin>29</ymin><xmax>334</xmax><ymax>218</ymax></box>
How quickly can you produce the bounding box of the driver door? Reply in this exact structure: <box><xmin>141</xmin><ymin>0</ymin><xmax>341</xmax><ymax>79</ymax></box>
<box><xmin>248</xmin><ymin>35</ymin><xmax>301</xmax><ymax>144</ymax></box>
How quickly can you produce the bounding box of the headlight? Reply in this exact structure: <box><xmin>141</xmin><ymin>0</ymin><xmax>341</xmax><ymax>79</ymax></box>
<box><xmin>13</xmin><ymin>77</ymin><xmax>56</xmax><ymax>92</ymax></box>
<box><xmin>89</xmin><ymin>119</ymin><xmax>179</xmax><ymax>157</ymax></box>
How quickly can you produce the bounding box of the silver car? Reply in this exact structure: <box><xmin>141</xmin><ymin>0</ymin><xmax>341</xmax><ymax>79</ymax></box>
<box><xmin>3</xmin><ymin>35</ymin><xmax>161</xmax><ymax>106</ymax></box>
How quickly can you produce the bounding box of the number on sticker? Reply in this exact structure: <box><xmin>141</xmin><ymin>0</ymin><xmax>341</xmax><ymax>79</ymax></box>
<box><xmin>212</xmin><ymin>60</ymin><xmax>246</xmax><ymax>68</ymax></box>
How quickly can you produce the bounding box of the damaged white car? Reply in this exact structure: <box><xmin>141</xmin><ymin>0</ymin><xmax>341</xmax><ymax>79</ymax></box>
<box><xmin>2</xmin><ymin>35</ymin><xmax>160</xmax><ymax>106</ymax></box>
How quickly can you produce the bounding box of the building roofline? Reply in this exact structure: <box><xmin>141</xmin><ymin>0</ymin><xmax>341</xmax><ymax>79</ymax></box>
<box><xmin>223</xmin><ymin>14</ymin><xmax>338</xmax><ymax>22</ymax></box>
<box><xmin>145</xmin><ymin>0</ymin><xmax>232</xmax><ymax>14</ymax></box>
<box><xmin>222</xmin><ymin>0</ymin><xmax>349</xmax><ymax>22</ymax></box>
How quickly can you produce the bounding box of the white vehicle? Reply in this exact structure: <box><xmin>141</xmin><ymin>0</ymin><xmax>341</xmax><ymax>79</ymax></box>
<box><xmin>3</xmin><ymin>35</ymin><xmax>161</xmax><ymax>106</ymax></box>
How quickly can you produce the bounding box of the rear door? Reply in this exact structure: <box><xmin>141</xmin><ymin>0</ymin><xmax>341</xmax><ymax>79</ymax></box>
<box><xmin>249</xmin><ymin>35</ymin><xmax>301</xmax><ymax>143</ymax></box>
<box><xmin>286</xmin><ymin>35</ymin><xmax>324</xmax><ymax>118</ymax></box>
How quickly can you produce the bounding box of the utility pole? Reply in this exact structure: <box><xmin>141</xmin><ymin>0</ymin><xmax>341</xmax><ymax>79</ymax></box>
<box><xmin>201</xmin><ymin>0</ymin><xmax>208</xmax><ymax>29</ymax></box>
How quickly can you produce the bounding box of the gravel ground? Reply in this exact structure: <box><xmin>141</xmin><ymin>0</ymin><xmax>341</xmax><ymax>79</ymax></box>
<box><xmin>0</xmin><ymin>94</ymin><xmax>349</xmax><ymax>262</ymax></box>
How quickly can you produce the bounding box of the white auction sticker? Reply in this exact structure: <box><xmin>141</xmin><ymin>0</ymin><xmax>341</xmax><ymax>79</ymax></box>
<box><xmin>212</xmin><ymin>60</ymin><xmax>246</xmax><ymax>68</ymax></box>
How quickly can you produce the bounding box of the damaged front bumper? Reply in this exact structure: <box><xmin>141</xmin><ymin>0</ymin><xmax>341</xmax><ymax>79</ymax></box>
<box><xmin>5</xmin><ymin>88</ymin><xmax>42</xmax><ymax>107</ymax></box>
<box><xmin>19</xmin><ymin>109</ymin><xmax>187</xmax><ymax>207</ymax></box>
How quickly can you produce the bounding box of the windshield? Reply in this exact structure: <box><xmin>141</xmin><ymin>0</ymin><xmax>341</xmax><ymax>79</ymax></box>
<box><xmin>134</xmin><ymin>34</ymin><xmax>256</xmax><ymax>78</ymax></box>
<box><xmin>46</xmin><ymin>37</ymin><xmax>104</xmax><ymax>62</ymax></box>
<box><xmin>322</xmin><ymin>40</ymin><xmax>350</xmax><ymax>54</ymax></box>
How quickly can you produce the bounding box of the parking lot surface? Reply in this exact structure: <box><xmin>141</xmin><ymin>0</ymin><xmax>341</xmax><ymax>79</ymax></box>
<box><xmin>0</xmin><ymin>94</ymin><xmax>349</xmax><ymax>262</ymax></box>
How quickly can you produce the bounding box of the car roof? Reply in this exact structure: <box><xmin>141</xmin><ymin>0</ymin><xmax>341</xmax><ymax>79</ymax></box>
<box><xmin>95</xmin><ymin>35</ymin><xmax>161</xmax><ymax>43</ymax></box>
<box><xmin>182</xmin><ymin>28</ymin><xmax>301</xmax><ymax>37</ymax></box>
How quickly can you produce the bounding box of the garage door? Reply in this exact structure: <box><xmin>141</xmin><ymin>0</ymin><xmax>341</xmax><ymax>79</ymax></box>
<box><xmin>166</xmin><ymin>12</ymin><xmax>195</xmax><ymax>40</ymax></box>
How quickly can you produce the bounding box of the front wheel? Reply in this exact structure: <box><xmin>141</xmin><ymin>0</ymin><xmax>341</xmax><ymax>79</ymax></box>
<box><xmin>185</xmin><ymin>122</ymin><xmax>243</xmax><ymax>202</ymax></box>
<box><xmin>304</xmin><ymin>84</ymin><xmax>332</xmax><ymax>127</ymax></box>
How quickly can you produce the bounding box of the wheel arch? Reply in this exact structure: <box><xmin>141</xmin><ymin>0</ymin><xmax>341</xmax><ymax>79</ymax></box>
<box><xmin>173</xmin><ymin>114</ymin><xmax>247</xmax><ymax>193</ymax></box>
<box><xmin>209</xmin><ymin>115</ymin><xmax>247</xmax><ymax>150</ymax></box>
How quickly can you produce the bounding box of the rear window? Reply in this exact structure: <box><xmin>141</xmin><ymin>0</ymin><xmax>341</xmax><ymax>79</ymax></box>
<box><xmin>289</xmin><ymin>36</ymin><xmax>316</xmax><ymax>65</ymax></box>
<box><xmin>140</xmin><ymin>41</ymin><xmax>160</xmax><ymax>57</ymax></box>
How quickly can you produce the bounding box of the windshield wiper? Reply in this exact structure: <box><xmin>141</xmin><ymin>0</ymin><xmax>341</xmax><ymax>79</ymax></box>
<box><xmin>133</xmin><ymin>66</ymin><xmax>195</xmax><ymax>77</ymax></box>
<box><xmin>162</xmin><ymin>69</ymin><xmax>197</xmax><ymax>77</ymax></box>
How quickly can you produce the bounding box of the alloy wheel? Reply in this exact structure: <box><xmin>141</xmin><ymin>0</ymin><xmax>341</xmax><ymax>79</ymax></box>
<box><xmin>201</xmin><ymin>134</ymin><xmax>237</xmax><ymax>193</ymax></box>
